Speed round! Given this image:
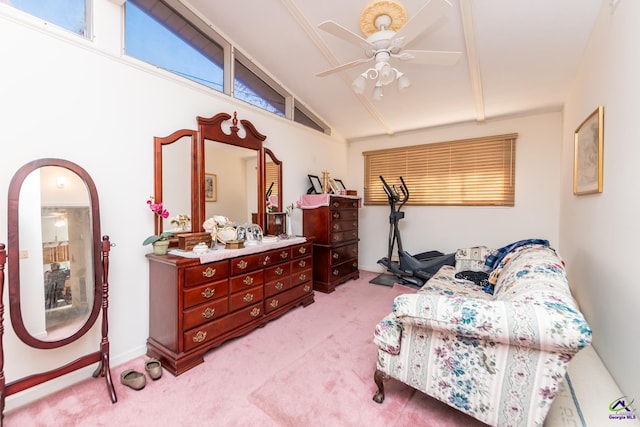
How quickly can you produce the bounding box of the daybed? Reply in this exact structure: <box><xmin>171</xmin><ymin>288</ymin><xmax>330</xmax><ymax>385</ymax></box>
<box><xmin>372</xmin><ymin>242</ymin><xmax>592</xmax><ymax>427</ymax></box>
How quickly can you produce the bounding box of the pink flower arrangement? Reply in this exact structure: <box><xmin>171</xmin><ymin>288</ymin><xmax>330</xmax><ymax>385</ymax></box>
<box><xmin>143</xmin><ymin>197</ymin><xmax>174</xmax><ymax>245</ymax></box>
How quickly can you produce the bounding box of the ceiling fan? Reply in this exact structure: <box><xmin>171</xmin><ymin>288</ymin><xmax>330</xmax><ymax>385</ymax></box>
<box><xmin>315</xmin><ymin>0</ymin><xmax>462</xmax><ymax>99</ymax></box>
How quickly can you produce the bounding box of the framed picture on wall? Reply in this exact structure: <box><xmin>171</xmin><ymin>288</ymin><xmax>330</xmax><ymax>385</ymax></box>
<box><xmin>573</xmin><ymin>106</ymin><xmax>604</xmax><ymax>195</ymax></box>
<box><xmin>205</xmin><ymin>173</ymin><xmax>217</xmax><ymax>202</ymax></box>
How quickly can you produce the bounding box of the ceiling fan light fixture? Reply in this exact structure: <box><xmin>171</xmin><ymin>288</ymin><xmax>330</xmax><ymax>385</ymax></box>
<box><xmin>372</xmin><ymin>83</ymin><xmax>384</xmax><ymax>101</ymax></box>
<box><xmin>352</xmin><ymin>73</ymin><xmax>367</xmax><ymax>94</ymax></box>
<box><xmin>378</xmin><ymin>63</ymin><xmax>395</xmax><ymax>86</ymax></box>
<box><xmin>396</xmin><ymin>71</ymin><xmax>410</xmax><ymax>91</ymax></box>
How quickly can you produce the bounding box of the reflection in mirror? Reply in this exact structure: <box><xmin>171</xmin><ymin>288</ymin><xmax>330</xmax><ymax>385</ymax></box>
<box><xmin>162</xmin><ymin>135</ymin><xmax>193</xmax><ymax>232</ymax></box>
<box><xmin>20</xmin><ymin>166</ymin><xmax>94</xmax><ymax>341</ymax></box>
<box><xmin>204</xmin><ymin>142</ymin><xmax>257</xmax><ymax>224</ymax></box>
<box><xmin>265</xmin><ymin>148</ymin><xmax>282</xmax><ymax>215</ymax></box>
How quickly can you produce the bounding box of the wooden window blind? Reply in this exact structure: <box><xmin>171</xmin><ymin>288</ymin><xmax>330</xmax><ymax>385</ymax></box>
<box><xmin>363</xmin><ymin>133</ymin><xmax>517</xmax><ymax>206</ymax></box>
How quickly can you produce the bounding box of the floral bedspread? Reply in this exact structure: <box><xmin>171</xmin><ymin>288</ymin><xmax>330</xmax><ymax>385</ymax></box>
<box><xmin>373</xmin><ymin>245</ymin><xmax>592</xmax><ymax>427</ymax></box>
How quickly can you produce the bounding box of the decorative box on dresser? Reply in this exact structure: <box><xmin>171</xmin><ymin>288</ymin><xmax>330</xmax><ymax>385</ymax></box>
<box><xmin>301</xmin><ymin>195</ymin><xmax>361</xmax><ymax>293</ymax></box>
<box><xmin>146</xmin><ymin>238</ymin><xmax>313</xmax><ymax>375</ymax></box>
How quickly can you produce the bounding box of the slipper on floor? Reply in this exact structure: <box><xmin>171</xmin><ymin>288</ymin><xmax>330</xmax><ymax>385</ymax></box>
<box><xmin>145</xmin><ymin>358</ymin><xmax>163</xmax><ymax>380</ymax></box>
<box><xmin>120</xmin><ymin>369</ymin><xmax>146</xmax><ymax>390</ymax></box>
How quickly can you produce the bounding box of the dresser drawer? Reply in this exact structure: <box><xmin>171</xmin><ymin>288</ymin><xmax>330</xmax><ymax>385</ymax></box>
<box><xmin>183</xmin><ymin>303</ymin><xmax>263</xmax><ymax>351</ymax></box>
<box><xmin>331</xmin><ymin>260</ymin><xmax>359</xmax><ymax>280</ymax></box>
<box><xmin>265</xmin><ymin>276</ymin><xmax>292</xmax><ymax>297</ymax></box>
<box><xmin>330</xmin><ymin>243</ymin><xmax>358</xmax><ymax>266</ymax></box>
<box><xmin>330</xmin><ymin>209</ymin><xmax>358</xmax><ymax>221</ymax></box>
<box><xmin>329</xmin><ymin>197</ymin><xmax>359</xmax><ymax>210</ymax></box>
<box><xmin>183</xmin><ymin>298</ymin><xmax>228</xmax><ymax>330</ymax></box>
<box><xmin>184</xmin><ymin>261</ymin><xmax>229</xmax><ymax>287</ymax></box>
<box><xmin>291</xmin><ymin>242</ymin><xmax>312</xmax><ymax>259</ymax></box>
<box><xmin>330</xmin><ymin>229</ymin><xmax>358</xmax><ymax>244</ymax></box>
<box><xmin>229</xmin><ymin>285</ymin><xmax>264</xmax><ymax>311</ymax></box>
<box><xmin>184</xmin><ymin>279</ymin><xmax>229</xmax><ymax>309</ymax></box>
<box><xmin>264</xmin><ymin>247</ymin><xmax>292</xmax><ymax>265</ymax></box>
<box><xmin>230</xmin><ymin>253</ymin><xmax>263</xmax><ymax>275</ymax></box>
<box><xmin>330</xmin><ymin>219</ymin><xmax>358</xmax><ymax>232</ymax></box>
<box><xmin>230</xmin><ymin>270</ymin><xmax>264</xmax><ymax>292</ymax></box>
<box><xmin>264</xmin><ymin>283</ymin><xmax>313</xmax><ymax>314</ymax></box>
<box><xmin>291</xmin><ymin>256</ymin><xmax>312</xmax><ymax>274</ymax></box>
<box><xmin>291</xmin><ymin>268</ymin><xmax>312</xmax><ymax>287</ymax></box>
<box><xmin>264</xmin><ymin>263</ymin><xmax>290</xmax><ymax>282</ymax></box>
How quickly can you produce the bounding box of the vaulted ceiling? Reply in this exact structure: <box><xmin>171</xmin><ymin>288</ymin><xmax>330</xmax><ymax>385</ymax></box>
<box><xmin>187</xmin><ymin>0</ymin><xmax>604</xmax><ymax>141</ymax></box>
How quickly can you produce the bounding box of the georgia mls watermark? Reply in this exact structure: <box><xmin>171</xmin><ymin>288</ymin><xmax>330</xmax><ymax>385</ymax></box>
<box><xmin>609</xmin><ymin>396</ymin><xmax>637</xmax><ymax>420</ymax></box>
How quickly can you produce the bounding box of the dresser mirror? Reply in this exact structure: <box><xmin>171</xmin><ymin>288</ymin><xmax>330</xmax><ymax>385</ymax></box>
<box><xmin>154</xmin><ymin>129</ymin><xmax>198</xmax><ymax>236</ymax></box>
<box><xmin>154</xmin><ymin>112</ymin><xmax>272</xmax><ymax>238</ymax></box>
<box><xmin>265</xmin><ymin>148</ymin><xmax>282</xmax><ymax>213</ymax></box>
<box><xmin>2</xmin><ymin>158</ymin><xmax>116</xmax><ymax>421</ymax></box>
<box><xmin>203</xmin><ymin>141</ymin><xmax>257</xmax><ymax>224</ymax></box>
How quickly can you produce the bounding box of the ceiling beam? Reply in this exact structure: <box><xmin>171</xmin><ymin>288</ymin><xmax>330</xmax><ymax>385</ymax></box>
<box><xmin>459</xmin><ymin>0</ymin><xmax>485</xmax><ymax>123</ymax></box>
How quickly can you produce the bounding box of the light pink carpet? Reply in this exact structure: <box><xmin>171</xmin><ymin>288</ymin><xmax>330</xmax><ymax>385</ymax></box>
<box><xmin>4</xmin><ymin>271</ymin><xmax>486</xmax><ymax>426</ymax></box>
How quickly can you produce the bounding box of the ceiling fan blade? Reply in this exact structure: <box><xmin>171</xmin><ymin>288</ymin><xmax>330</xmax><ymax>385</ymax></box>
<box><xmin>318</xmin><ymin>20</ymin><xmax>372</xmax><ymax>49</ymax></box>
<box><xmin>397</xmin><ymin>50</ymin><xmax>462</xmax><ymax>66</ymax></box>
<box><xmin>392</xmin><ymin>0</ymin><xmax>452</xmax><ymax>48</ymax></box>
<box><xmin>315</xmin><ymin>57</ymin><xmax>373</xmax><ymax>77</ymax></box>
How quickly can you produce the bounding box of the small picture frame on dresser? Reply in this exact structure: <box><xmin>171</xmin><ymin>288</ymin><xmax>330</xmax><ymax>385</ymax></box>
<box><xmin>334</xmin><ymin>179</ymin><xmax>347</xmax><ymax>191</ymax></box>
<box><xmin>307</xmin><ymin>174</ymin><xmax>323</xmax><ymax>194</ymax></box>
<box><xmin>328</xmin><ymin>178</ymin><xmax>341</xmax><ymax>194</ymax></box>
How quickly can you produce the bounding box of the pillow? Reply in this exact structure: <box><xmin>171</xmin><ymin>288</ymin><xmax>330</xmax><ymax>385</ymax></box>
<box><xmin>455</xmin><ymin>246</ymin><xmax>492</xmax><ymax>272</ymax></box>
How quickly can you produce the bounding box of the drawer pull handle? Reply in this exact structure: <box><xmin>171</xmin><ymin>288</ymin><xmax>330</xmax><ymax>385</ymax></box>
<box><xmin>352</xmin><ymin>202</ymin><xmax>357</xmax><ymax>208</ymax></box>
<box><xmin>201</xmin><ymin>288</ymin><xmax>215</xmax><ymax>298</ymax></box>
<box><xmin>193</xmin><ymin>331</ymin><xmax>207</xmax><ymax>343</ymax></box>
<box><xmin>201</xmin><ymin>307</ymin><xmax>215</xmax><ymax>319</ymax></box>
<box><xmin>237</xmin><ymin>260</ymin><xmax>248</xmax><ymax>270</ymax></box>
<box><xmin>332</xmin><ymin>253</ymin><xmax>339</xmax><ymax>259</ymax></box>
<box><xmin>353</xmin><ymin>262</ymin><xmax>358</xmax><ymax>268</ymax></box>
<box><xmin>243</xmin><ymin>293</ymin><xmax>254</xmax><ymax>303</ymax></box>
<box><xmin>299</xmin><ymin>273</ymin><xmax>306</xmax><ymax>281</ymax></box>
<box><xmin>303</xmin><ymin>285</ymin><xmax>311</xmax><ymax>292</ymax></box>
<box><xmin>250</xmin><ymin>307</ymin><xmax>261</xmax><ymax>317</ymax></box>
<box><xmin>352</xmin><ymin>222</ymin><xmax>357</xmax><ymax>228</ymax></box>
<box><xmin>333</xmin><ymin>235</ymin><xmax>341</xmax><ymax>241</ymax></box>
<box><xmin>332</xmin><ymin>212</ymin><xmax>340</xmax><ymax>219</ymax></box>
<box><xmin>333</xmin><ymin>269</ymin><xmax>339</xmax><ymax>276</ymax></box>
<box><xmin>270</xmin><ymin>299</ymin><xmax>279</xmax><ymax>308</ymax></box>
<box><xmin>299</xmin><ymin>247</ymin><xmax>307</xmax><ymax>254</ymax></box>
<box><xmin>275</xmin><ymin>282</ymin><xmax>284</xmax><ymax>290</ymax></box>
<box><xmin>202</xmin><ymin>267</ymin><xmax>216</xmax><ymax>278</ymax></box>
<box><xmin>275</xmin><ymin>267</ymin><xmax>284</xmax><ymax>276</ymax></box>
<box><xmin>280</xmin><ymin>251</ymin><xmax>289</xmax><ymax>259</ymax></box>
<box><xmin>298</xmin><ymin>260</ymin><xmax>306</xmax><ymax>268</ymax></box>
<box><xmin>243</xmin><ymin>276</ymin><xmax>254</xmax><ymax>286</ymax></box>
<box><xmin>263</xmin><ymin>255</ymin><xmax>271</xmax><ymax>265</ymax></box>
<box><xmin>332</xmin><ymin>201</ymin><xmax>340</xmax><ymax>208</ymax></box>
<box><xmin>352</xmin><ymin>248</ymin><xmax>358</xmax><ymax>254</ymax></box>
<box><xmin>332</xmin><ymin>224</ymin><xmax>339</xmax><ymax>231</ymax></box>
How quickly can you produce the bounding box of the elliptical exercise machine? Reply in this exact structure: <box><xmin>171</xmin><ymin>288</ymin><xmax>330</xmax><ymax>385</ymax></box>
<box><xmin>373</xmin><ymin>176</ymin><xmax>454</xmax><ymax>288</ymax></box>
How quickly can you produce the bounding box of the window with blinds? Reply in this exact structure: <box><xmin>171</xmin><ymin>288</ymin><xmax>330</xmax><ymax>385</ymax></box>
<box><xmin>363</xmin><ymin>133</ymin><xmax>517</xmax><ymax>206</ymax></box>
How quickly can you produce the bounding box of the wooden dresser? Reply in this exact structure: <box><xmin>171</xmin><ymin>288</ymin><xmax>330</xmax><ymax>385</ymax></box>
<box><xmin>146</xmin><ymin>238</ymin><xmax>313</xmax><ymax>375</ymax></box>
<box><xmin>302</xmin><ymin>195</ymin><xmax>360</xmax><ymax>293</ymax></box>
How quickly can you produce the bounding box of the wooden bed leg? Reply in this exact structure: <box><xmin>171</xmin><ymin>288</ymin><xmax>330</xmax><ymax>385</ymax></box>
<box><xmin>373</xmin><ymin>369</ymin><xmax>388</xmax><ymax>403</ymax></box>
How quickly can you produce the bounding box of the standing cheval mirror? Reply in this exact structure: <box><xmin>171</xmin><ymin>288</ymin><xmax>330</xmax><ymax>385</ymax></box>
<box><xmin>0</xmin><ymin>158</ymin><xmax>116</xmax><ymax>423</ymax></box>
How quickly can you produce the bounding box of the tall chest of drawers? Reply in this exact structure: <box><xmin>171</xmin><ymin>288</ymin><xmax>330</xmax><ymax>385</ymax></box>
<box><xmin>302</xmin><ymin>195</ymin><xmax>360</xmax><ymax>293</ymax></box>
<box><xmin>146</xmin><ymin>239</ymin><xmax>313</xmax><ymax>375</ymax></box>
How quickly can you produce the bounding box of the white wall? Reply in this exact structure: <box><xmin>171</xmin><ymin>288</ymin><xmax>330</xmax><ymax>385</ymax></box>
<box><xmin>349</xmin><ymin>112</ymin><xmax>563</xmax><ymax>272</ymax></box>
<box><xmin>0</xmin><ymin>2</ymin><xmax>347</xmax><ymax>409</ymax></box>
<box><xmin>560</xmin><ymin>0</ymin><xmax>640</xmax><ymax>402</ymax></box>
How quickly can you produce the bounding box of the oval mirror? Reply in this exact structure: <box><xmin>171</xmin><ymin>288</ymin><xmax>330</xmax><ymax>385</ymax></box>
<box><xmin>8</xmin><ymin>159</ymin><xmax>102</xmax><ymax>349</ymax></box>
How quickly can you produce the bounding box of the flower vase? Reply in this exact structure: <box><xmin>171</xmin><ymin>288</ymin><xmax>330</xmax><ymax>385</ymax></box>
<box><xmin>152</xmin><ymin>240</ymin><xmax>170</xmax><ymax>255</ymax></box>
<box><xmin>286</xmin><ymin>215</ymin><xmax>293</xmax><ymax>237</ymax></box>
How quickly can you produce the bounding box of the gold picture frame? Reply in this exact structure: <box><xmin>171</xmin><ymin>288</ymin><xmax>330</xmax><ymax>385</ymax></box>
<box><xmin>205</xmin><ymin>173</ymin><xmax>217</xmax><ymax>202</ymax></box>
<box><xmin>573</xmin><ymin>106</ymin><xmax>604</xmax><ymax>195</ymax></box>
